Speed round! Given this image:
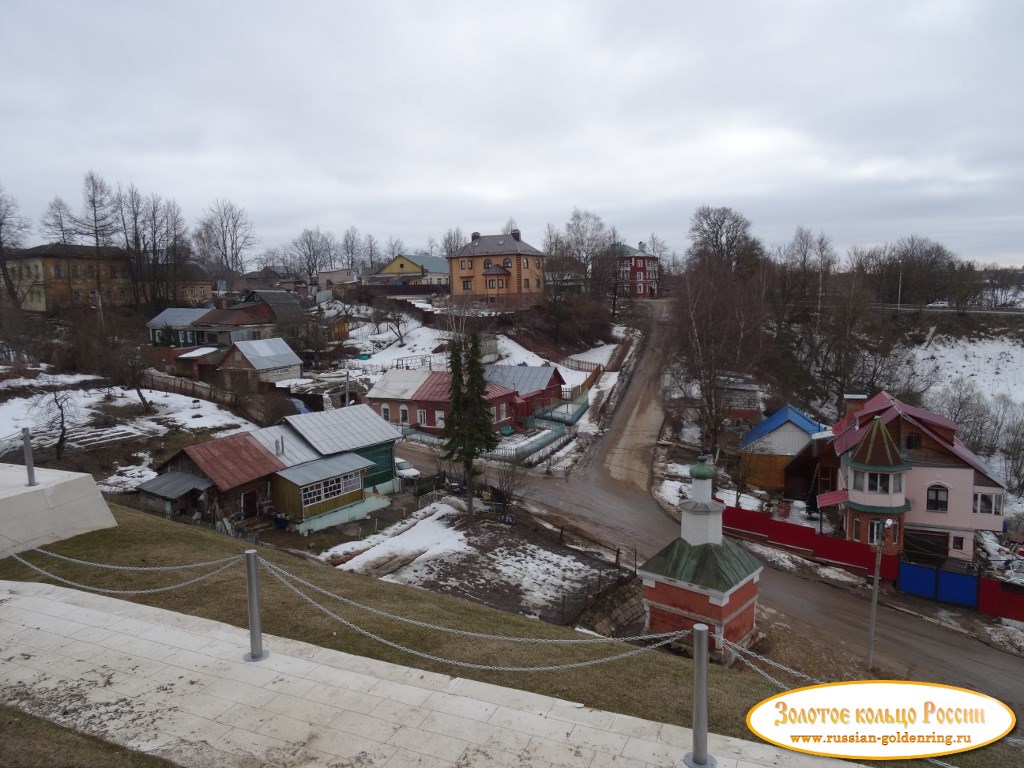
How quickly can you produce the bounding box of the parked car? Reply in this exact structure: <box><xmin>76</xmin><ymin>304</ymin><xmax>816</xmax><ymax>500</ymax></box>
<box><xmin>927</xmin><ymin>300</ymin><xmax>950</xmax><ymax>308</ymax></box>
<box><xmin>395</xmin><ymin>459</ymin><xmax>421</xmax><ymax>479</ymax></box>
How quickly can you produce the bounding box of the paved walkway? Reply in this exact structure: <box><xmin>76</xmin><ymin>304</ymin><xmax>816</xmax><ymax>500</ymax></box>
<box><xmin>0</xmin><ymin>581</ymin><xmax>865</xmax><ymax>768</ymax></box>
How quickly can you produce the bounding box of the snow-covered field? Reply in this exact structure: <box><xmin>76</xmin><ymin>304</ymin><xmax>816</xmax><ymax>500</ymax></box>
<box><xmin>913</xmin><ymin>334</ymin><xmax>1024</xmax><ymax>401</ymax></box>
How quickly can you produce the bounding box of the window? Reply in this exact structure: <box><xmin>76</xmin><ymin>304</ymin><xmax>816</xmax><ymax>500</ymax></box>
<box><xmin>460</xmin><ymin>259</ymin><xmax>472</xmax><ymax>270</ymax></box>
<box><xmin>70</xmin><ymin>265</ymin><xmax>79</xmax><ymax>278</ymax></box>
<box><xmin>109</xmin><ymin>266</ymin><xmax>117</xmax><ymax>278</ymax></box>
<box><xmin>499</xmin><ymin>402</ymin><xmax>506</xmax><ymax>421</ymax></box>
<box><xmin>483</xmin><ymin>259</ymin><xmax>492</xmax><ymax>269</ymax></box>
<box><xmin>638</xmin><ymin>272</ymin><xmax>644</xmax><ymax>281</ymax></box>
<box><xmin>488</xmin><ymin>279</ymin><xmax>496</xmax><ymax>289</ymax></box>
<box><xmin>381</xmin><ymin>404</ymin><xmax>390</xmax><ymax>421</ymax></box>
<box><xmin>323</xmin><ymin>477</ymin><xmax>342</xmax><ymax>499</ymax></box>
<box><xmin>867</xmin><ymin>473</ymin><xmax>890</xmax><ymax>493</ymax></box>
<box><xmin>497</xmin><ymin>279</ymin><xmax>505</xmax><ymax>288</ymax></box>
<box><xmin>87</xmin><ymin>266</ymin><xmax>97</xmax><ymax>278</ymax></box>
<box><xmin>435</xmin><ymin>410</ymin><xmax>445</xmax><ymax>428</ymax></box>
<box><xmin>952</xmin><ymin>536</ymin><xmax>965</xmax><ymax>551</ymax></box>
<box><xmin>121</xmin><ymin>268</ymin><xmax>130</xmax><ymax>279</ymax></box>
<box><xmin>53</xmin><ymin>264</ymin><xmax>63</xmax><ymax>279</ymax></box>
<box><xmin>974</xmin><ymin>493</ymin><xmax>1003</xmax><ymax>516</ymax></box>
<box><xmin>503</xmin><ymin>258</ymin><xmax>512</xmax><ymax>268</ymax></box>
<box><xmin>120</xmin><ymin>290</ymin><xmax>127</xmax><ymax>299</ymax></box>
<box><xmin>399</xmin><ymin>406</ymin><xmax>409</xmax><ymax>424</ymax></box>
<box><xmin>341</xmin><ymin>472</ymin><xmax>360</xmax><ymax>493</ymax></box>
<box><xmin>906</xmin><ymin>433</ymin><xmax>921</xmax><ymax>449</ymax></box>
<box><xmin>852</xmin><ymin>470</ymin><xmax>864</xmax><ymax>491</ymax></box>
<box><xmin>89</xmin><ymin>289</ymin><xmax>98</xmax><ymax>303</ymax></box>
<box><xmin>490</xmin><ymin>406</ymin><xmax>497</xmax><ymax>423</ymax></box>
<box><xmin>524</xmin><ymin>279</ymin><xmax>530</xmax><ymax>289</ymax></box>
<box><xmin>927</xmin><ymin>485</ymin><xmax>948</xmax><ymax>512</ymax></box>
<box><xmin>638</xmin><ymin>284</ymin><xmax>645</xmax><ymax>294</ymax></box>
<box><xmin>462</xmin><ymin>280</ymin><xmax>472</xmax><ymax>291</ymax></box>
<box><xmin>417</xmin><ymin>409</ymin><xmax>426</xmax><ymax>424</ymax></box>
<box><xmin>852</xmin><ymin>515</ymin><xmax>860</xmax><ymax>540</ymax></box>
<box><xmin>301</xmin><ymin>483</ymin><xmax>324</xmax><ymax>507</ymax></box>
<box><xmin>893</xmin><ymin>473</ymin><xmax>903</xmax><ymax>492</ymax></box>
<box><xmin>868</xmin><ymin>519</ymin><xmax>883</xmax><ymax>546</ymax></box>
<box><xmin>522</xmin><ymin>258</ymin><xmax>528</xmax><ymax>269</ymax></box>
<box><xmin>200</xmin><ymin>286</ymin><xmax>206</xmax><ymax>296</ymax></box>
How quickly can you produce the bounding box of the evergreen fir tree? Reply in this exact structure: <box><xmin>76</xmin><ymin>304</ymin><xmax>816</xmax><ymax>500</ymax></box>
<box><xmin>442</xmin><ymin>332</ymin><xmax>498</xmax><ymax>513</ymax></box>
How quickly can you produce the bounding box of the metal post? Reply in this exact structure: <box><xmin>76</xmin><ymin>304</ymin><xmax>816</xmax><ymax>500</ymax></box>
<box><xmin>685</xmin><ymin>623</ymin><xmax>716</xmax><ymax>767</ymax></box>
<box><xmin>22</xmin><ymin>428</ymin><xmax>37</xmax><ymax>487</ymax></box>
<box><xmin>867</xmin><ymin>543</ymin><xmax>883</xmax><ymax>671</ymax></box>
<box><xmin>244</xmin><ymin>549</ymin><xmax>267</xmax><ymax>661</ymax></box>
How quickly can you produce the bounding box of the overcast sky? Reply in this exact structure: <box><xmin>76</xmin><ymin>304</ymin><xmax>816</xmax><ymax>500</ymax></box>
<box><xmin>3</xmin><ymin>1</ymin><xmax>1022</xmax><ymax>265</ymax></box>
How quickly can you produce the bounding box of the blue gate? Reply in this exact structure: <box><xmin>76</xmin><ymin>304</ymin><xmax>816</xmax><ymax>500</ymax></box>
<box><xmin>937</xmin><ymin>570</ymin><xmax>979</xmax><ymax>608</ymax></box>
<box><xmin>899</xmin><ymin>562</ymin><xmax>937</xmax><ymax>599</ymax></box>
<box><xmin>898</xmin><ymin>561</ymin><xmax>978</xmax><ymax>608</ymax></box>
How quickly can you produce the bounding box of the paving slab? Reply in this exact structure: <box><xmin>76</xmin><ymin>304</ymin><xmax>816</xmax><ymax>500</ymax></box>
<box><xmin>0</xmin><ymin>581</ymin><xmax>867</xmax><ymax>768</ymax></box>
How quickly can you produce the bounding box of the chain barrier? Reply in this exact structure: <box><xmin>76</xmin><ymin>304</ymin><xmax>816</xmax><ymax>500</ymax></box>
<box><xmin>264</xmin><ymin>559</ymin><xmax>689</xmax><ymax>672</ymax></box>
<box><xmin>0</xmin><ymin>539</ymin><xmax>243</xmax><ymax>596</ymax></box>
<box><xmin>0</xmin><ymin>531</ymin><xmax>241</xmax><ymax>571</ymax></box>
<box><xmin>261</xmin><ymin>558</ymin><xmax>683</xmax><ymax>645</ymax></box>
<box><xmin>719</xmin><ymin>636</ymin><xmax>820</xmax><ymax>684</ymax></box>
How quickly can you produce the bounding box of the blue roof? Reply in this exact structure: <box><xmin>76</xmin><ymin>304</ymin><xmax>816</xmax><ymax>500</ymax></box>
<box><xmin>739</xmin><ymin>404</ymin><xmax>827</xmax><ymax>448</ymax></box>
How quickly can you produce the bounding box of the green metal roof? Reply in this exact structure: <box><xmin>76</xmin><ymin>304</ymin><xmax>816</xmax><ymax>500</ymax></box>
<box><xmin>640</xmin><ymin>538</ymin><xmax>762</xmax><ymax>593</ymax></box>
<box><xmin>845</xmin><ymin>498</ymin><xmax>911</xmax><ymax>515</ymax></box>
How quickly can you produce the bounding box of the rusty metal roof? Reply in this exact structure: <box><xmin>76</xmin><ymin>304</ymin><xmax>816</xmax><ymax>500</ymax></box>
<box><xmin>183</xmin><ymin>433</ymin><xmax>286</xmax><ymax>492</ymax></box>
<box><xmin>412</xmin><ymin>371</ymin><xmax>516</xmax><ymax>404</ymax></box>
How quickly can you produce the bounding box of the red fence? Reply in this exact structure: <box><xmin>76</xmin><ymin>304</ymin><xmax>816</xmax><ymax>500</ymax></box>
<box><xmin>723</xmin><ymin>506</ymin><xmax>898</xmax><ymax>580</ymax></box>
<box><xmin>979</xmin><ymin>578</ymin><xmax>1024</xmax><ymax>622</ymax></box>
<box><xmin>724</xmin><ymin>505</ymin><xmax>1024</xmax><ymax>621</ymax></box>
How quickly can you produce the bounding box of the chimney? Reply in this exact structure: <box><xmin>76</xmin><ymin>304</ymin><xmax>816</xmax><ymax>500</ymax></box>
<box><xmin>843</xmin><ymin>394</ymin><xmax>867</xmax><ymax>420</ymax></box>
<box><xmin>511</xmin><ymin>228</ymin><xmax>521</xmax><ymax>242</ymax></box>
<box><xmin>639</xmin><ymin>241</ymin><xmax>645</xmax><ymax>252</ymax></box>
<box><xmin>678</xmin><ymin>454</ymin><xmax>725</xmax><ymax>546</ymax></box>
<box><xmin>471</xmin><ymin>232</ymin><xmax>481</xmax><ymax>241</ymax></box>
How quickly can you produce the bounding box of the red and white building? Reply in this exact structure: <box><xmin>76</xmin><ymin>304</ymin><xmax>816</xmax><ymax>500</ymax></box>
<box><xmin>617</xmin><ymin>242</ymin><xmax>660</xmax><ymax>298</ymax></box>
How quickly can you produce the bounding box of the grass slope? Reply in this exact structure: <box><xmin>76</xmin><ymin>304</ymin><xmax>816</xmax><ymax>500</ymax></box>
<box><xmin>0</xmin><ymin>505</ymin><xmax>1016</xmax><ymax>768</ymax></box>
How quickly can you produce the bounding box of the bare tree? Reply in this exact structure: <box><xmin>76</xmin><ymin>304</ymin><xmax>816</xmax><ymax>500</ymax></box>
<box><xmin>74</xmin><ymin>170</ymin><xmax>118</xmax><ymax>250</ymax></box>
<box><xmin>341</xmin><ymin>226</ymin><xmax>362</xmax><ymax>269</ymax></box>
<box><xmin>441</xmin><ymin>227</ymin><xmax>466</xmax><ymax>260</ymax></box>
<box><xmin>378</xmin><ymin>300</ymin><xmax>410</xmax><ymax>346</ymax></box>
<box><xmin>291</xmin><ymin>227</ymin><xmax>339</xmax><ymax>284</ymax></box>
<box><xmin>494</xmin><ymin>457</ymin><xmax>532</xmax><ymax>517</ymax></box>
<box><xmin>115</xmin><ymin>183</ymin><xmax>148</xmax><ymax>305</ymax></box>
<box><xmin>163</xmin><ymin>199</ymin><xmax>190</xmax><ymax>300</ymax></box>
<box><xmin>564</xmin><ymin>207</ymin><xmax>609</xmax><ymax>294</ymax></box>
<box><xmin>363</xmin><ymin>233</ymin><xmax>381</xmax><ymax>272</ymax></box>
<box><xmin>385</xmin><ymin>236</ymin><xmax>404</xmax><ymax>260</ymax></box>
<box><xmin>0</xmin><ymin>183</ymin><xmax>32</xmax><ymax>309</ymax></box>
<box><xmin>193</xmin><ymin>198</ymin><xmax>257</xmax><ymax>280</ymax></box>
<box><xmin>501</xmin><ymin>217</ymin><xmax>518</xmax><ymax>235</ymax></box>
<box><xmin>32</xmin><ymin>388</ymin><xmax>80</xmax><ymax>460</ymax></box>
<box><xmin>40</xmin><ymin>196</ymin><xmax>78</xmax><ymax>245</ymax></box>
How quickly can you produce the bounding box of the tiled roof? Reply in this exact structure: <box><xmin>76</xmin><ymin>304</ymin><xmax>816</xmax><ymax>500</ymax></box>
<box><xmin>639</xmin><ymin>538</ymin><xmax>762</xmax><ymax>593</ymax></box>
<box><xmin>482</xmin><ymin>265</ymin><xmax>511</xmax><ymax>276</ymax></box>
<box><xmin>450</xmin><ymin>233</ymin><xmax>543</xmax><ymax>259</ymax></box>
<box><xmin>282</xmin><ymin>404</ymin><xmax>403</xmax><ymax>455</ymax></box>
<box><xmin>183</xmin><ymin>433</ymin><xmax>286</xmax><ymax>492</ymax></box>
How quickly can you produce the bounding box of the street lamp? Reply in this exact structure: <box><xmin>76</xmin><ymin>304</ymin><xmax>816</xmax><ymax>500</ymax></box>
<box><xmin>866</xmin><ymin>518</ymin><xmax>894</xmax><ymax>671</ymax></box>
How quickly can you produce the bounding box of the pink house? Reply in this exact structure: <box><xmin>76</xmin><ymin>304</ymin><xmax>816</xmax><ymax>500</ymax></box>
<box><xmin>825</xmin><ymin>392</ymin><xmax>1005</xmax><ymax>562</ymax></box>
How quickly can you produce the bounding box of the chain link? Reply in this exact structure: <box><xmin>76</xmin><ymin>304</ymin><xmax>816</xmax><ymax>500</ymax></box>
<box><xmin>264</xmin><ymin>560</ymin><xmax>689</xmax><ymax>672</ymax></box>
<box><xmin>262</xmin><ymin>557</ymin><xmax>683</xmax><ymax>644</ymax></box>
<box><xmin>732</xmin><ymin>652</ymin><xmax>786</xmax><ymax>690</ymax></box>
<box><xmin>719</xmin><ymin>636</ymin><xmax>820</xmax><ymax>684</ymax></box>
<box><xmin>0</xmin><ymin>530</ymin><xmax>241</xmax><ymax>571</ymax></box>
<box><xmin>0</xmin><ymin>541</ymin><xmax>243</xmax><ymax>595</ymax></box>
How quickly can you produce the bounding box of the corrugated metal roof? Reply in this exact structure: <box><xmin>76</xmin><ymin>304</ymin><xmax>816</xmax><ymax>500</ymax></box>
<box><xmin>365</xmin><ymin>369</ymin><xmax>432</xmax><ymax>400</ymax></box>
<box><xmin>483</xmin><ymin>365</ymin><xmax>561</xmax><ymax>396</ymax></box>
<box><xmin>146</xmin><ymin>308</ymin><xmax>212</xmax><ymax>329</ymax></box>
<box><xmin>136</xmin><ymin>471</ymin><xmax>213</xmax><ymax>499</ymax></box>
<box><xmin>639</xmin><ymin>538</ymin><xmax>762</xmax><ymax>593</ymax></box>
<box><xmin>276</xmin><ymin>453</ymin><xmax>374</xmax><ymax>486</ymax></box>
<box><xmin>183</xmin><ymin>433</ymin><xmax>286</xmax><ymax>492</ymax></box>
<box><xmin>248</xmin><ymin>425</ymin><xmax>321</xmax><ymax>467</ymax></box>
<box><xmin>282</xmin><ymin>404</ymin><xmax>403</xmax><ymax>455</ymax></box>
<box><xmin>739</xmin><ymin>404</ymin><xmax>828</xmax><ymax>449</ymax></box>
<box><xmin>177</xmin><ymin>346</ymin><xmax>220</xmax><ymax>360</ymax></box>
<box><xmin>232</xmin><ymin>338</ymin><xmax>302</xmax><ymax>370</ymax></box>
<box><xmin>412</xmin><ymin>371</ymin><xmax>515</xmax><ymax>404</ymax></box>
